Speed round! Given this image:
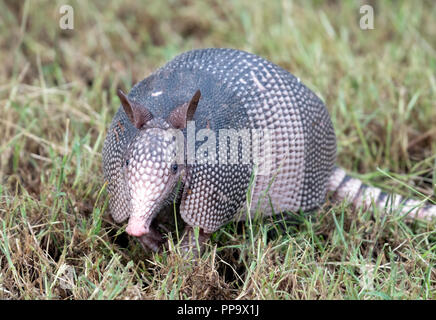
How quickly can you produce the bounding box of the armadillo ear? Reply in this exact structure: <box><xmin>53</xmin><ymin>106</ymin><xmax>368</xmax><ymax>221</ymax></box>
<box><xmin>117</xmin><ymin>89</ymin><xmax>153</xmax><ymax>129</ymax></box>
<box><xmin>167</xmin><ymin>90</ymin><xmax>201</xmax><ymax>129</ymax></box>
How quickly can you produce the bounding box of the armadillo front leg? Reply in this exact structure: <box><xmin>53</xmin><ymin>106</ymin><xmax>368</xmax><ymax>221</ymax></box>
<box><xmin>179</xmin><ymin>225</ymin><xmax>211</xmax><ymax>257</ymax></box>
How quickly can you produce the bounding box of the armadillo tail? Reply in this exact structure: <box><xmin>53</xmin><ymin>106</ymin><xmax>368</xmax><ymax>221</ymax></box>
<box><xmin>326</xmin><ymin>167</ymin><xmax>436</xmax><ymax>221</ymax></box>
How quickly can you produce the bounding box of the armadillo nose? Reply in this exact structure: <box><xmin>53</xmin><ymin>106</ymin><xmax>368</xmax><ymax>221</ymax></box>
<box><xmin>126</xmin><ymin>217</ymin><xmax>149</xmax><ymax>237</ymax></box>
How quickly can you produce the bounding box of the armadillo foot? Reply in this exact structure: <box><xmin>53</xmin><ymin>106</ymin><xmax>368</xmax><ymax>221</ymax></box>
<box><xmin>178</xmin><ymin>225</ymin><xmax>211</xmax><ymax>258</ymax></box>
<box><xmin>137</xmin><ymin>225</ymin><xmax>165</xmax><ymax>252</ymax></box>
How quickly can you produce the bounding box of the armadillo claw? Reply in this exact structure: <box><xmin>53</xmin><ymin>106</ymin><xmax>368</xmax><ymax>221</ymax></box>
<box><xmin>178</xmin><ymin>226</ymin><xmax>211</xmax><ymax>258</ymax></box>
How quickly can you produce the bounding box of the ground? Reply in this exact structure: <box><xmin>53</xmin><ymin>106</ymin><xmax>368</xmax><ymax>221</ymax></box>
<box><xmin>0</xmin><ymin>0</ymin><xmax>435</xmax><ymax>299</ymax></box>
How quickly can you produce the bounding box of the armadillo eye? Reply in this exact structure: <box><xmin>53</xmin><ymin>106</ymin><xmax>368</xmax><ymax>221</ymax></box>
<box><xmin>171</xmin><ymin>163</ymin><xmax>178</xmax><ymax>174</ymax></box>
<box><xmin>125</xmin><ymin>159</ymin><xmax>129</xmax><ymax>167</ymax></box>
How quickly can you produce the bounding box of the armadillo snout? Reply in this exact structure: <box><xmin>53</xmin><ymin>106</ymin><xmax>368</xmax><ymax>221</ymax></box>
<box><xmin>126</xmin><ymin>215</ymin><xmax>149</xmax><ymax>237</ymax></box>
<box><xmin>124</xmin><ymin>127</ymin><xmax>183</xmax><ymax>237</ymax></box>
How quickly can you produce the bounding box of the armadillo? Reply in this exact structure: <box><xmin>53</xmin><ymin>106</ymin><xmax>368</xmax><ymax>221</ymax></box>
<box><xmin>102</xmin><ymin>48</ymin><xmax>436</xmax><ymax>252</ymax></box>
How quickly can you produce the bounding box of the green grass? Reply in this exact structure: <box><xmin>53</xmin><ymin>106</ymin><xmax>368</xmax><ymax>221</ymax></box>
<box><xmin>0</xmin><ymin>0</ymin><xmax>435</xmax><ymax>299</ymax></box>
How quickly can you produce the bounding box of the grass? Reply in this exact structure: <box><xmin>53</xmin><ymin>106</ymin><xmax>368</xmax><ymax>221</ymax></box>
<box><xmin>0</xmin><ymin>0</ymin><xmax>435</xmax><ymax>299</ymax></box>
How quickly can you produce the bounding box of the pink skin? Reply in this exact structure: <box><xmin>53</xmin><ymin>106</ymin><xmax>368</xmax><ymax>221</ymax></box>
<box><xmin>126</xmin><ymin>216</ymin><xmax>148</xmax><ymax>237</ymax></box>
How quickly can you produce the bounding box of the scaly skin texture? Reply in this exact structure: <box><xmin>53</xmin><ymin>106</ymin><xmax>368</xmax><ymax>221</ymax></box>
<box><xmin>102</xmin><ymin>48</ymin><xmax>436</xmax><ymax>253</ymax></box>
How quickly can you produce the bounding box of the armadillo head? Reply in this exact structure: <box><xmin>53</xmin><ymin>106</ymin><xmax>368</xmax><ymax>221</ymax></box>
<box><xmin>117</xmin><ymin>89</ymin><xmax>201</xmax><ymax>237</ymax></box>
